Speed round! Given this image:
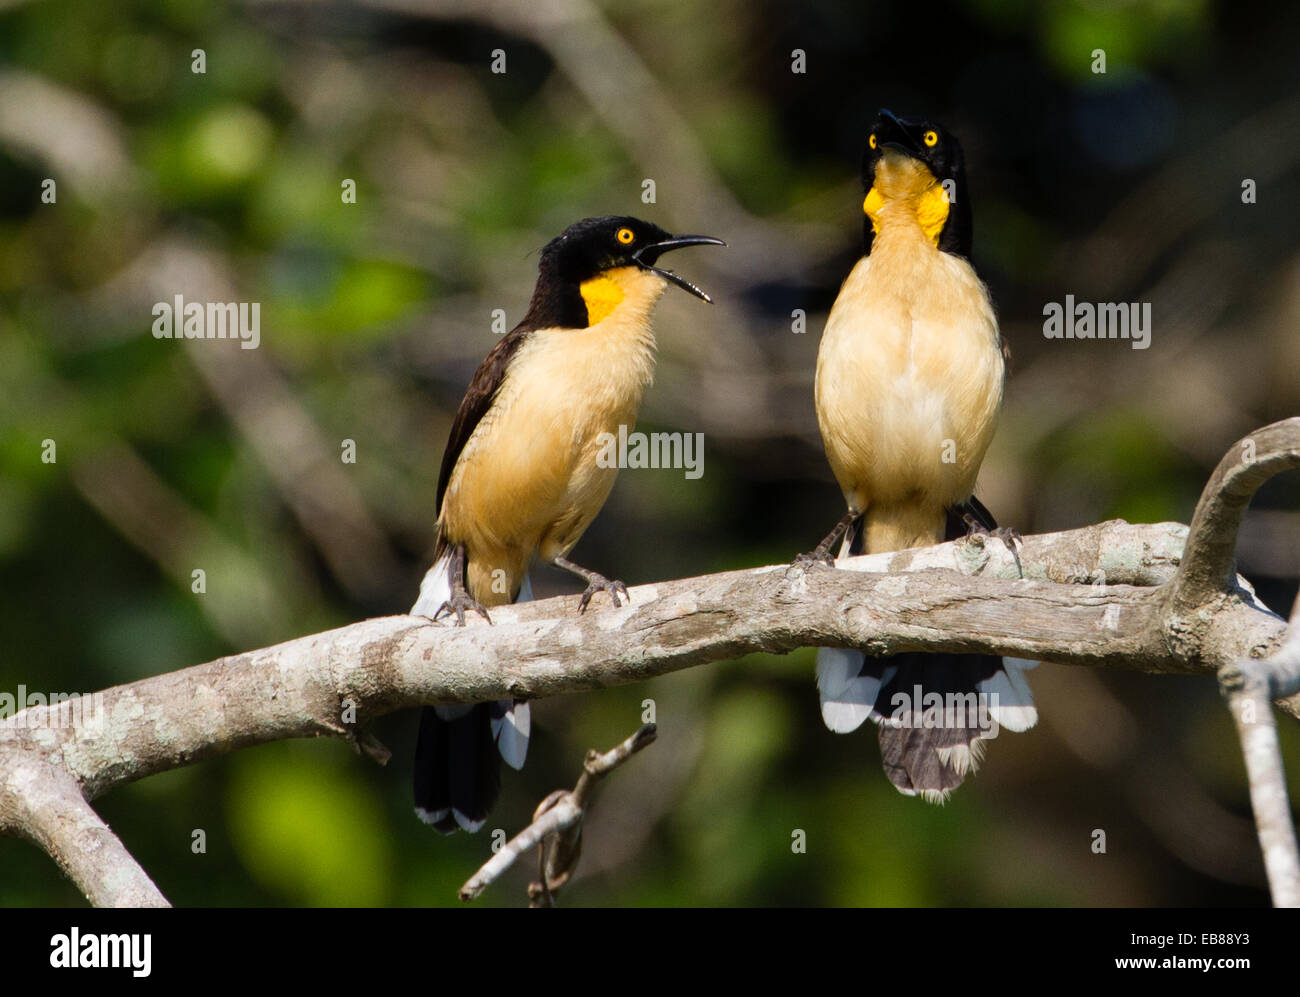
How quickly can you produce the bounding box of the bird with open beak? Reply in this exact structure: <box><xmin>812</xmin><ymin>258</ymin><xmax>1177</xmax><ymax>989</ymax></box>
<box><xmin>411</xmin><ymin>215</ymin><xmax>724</xmax><ymax>833</ymax></box>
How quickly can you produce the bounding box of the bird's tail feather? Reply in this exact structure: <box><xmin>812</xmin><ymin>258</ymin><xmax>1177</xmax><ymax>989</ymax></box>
<box><xmin>414</xmin><ymin>703</ymin><xmax>499</xmax><ymax>832</ymax></box>
<box><xmin>411</xmin><ymin>546</ymin><xmax>456</xmax><ymax>619</ymax></box>
<box><xmin>874</xmin><ymin>652</ymin><xmax>1036</xmax><ymax>802</ymax></box>
<box><xmin>816</xmin><ymin>647</ymin><xmax>1037</xmax><ymax>802</ymax></box>
<box><xmin>411</xmin><ymin>552</ymin><xmax>532</xmax><ymax>833</ymax></box>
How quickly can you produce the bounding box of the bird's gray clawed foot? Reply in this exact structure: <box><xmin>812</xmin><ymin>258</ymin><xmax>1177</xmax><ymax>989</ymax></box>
<box><xmin>433</xmin><ymin>591</ymin><xmax>492</xmax><ymax>626</ymax></box>
<box><xmin>791</xmin><ymin>510</ymin><xmax>858</xmax><ymax>572</ymax></box>
<box><xmin>965</xmin><ymin>523</ymin><xmax>1023</xmax><ymax>576</ymax></box>
<box><xmin>552</xmin><ymin>555</ymin><xmax>630</xmax><ymax>613</ymax></box>
<box><xmin>989</xmin><ymin>525</ymin><xmax>1022</xmax><ymax>550</ymax></box>
<box><xmin>791</xmin><ymin>547</ymin><xmax>837</xmax><ymax>569</ymax></box>
<box><xmin>578</xmin><ymin>575</ymin><xmax>629</xmax><ymax>613</ymax></box>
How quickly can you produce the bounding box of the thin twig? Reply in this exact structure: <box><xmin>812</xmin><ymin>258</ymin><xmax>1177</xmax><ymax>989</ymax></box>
<box><xmin>459</xmin><ymin>724</ymin><xmax>657</xmax><ymax>903</ymax></box>
<box><xmin>459</xmin><ymin>794</ymin><xmax>579</xmax><ymax>903</ymax></box>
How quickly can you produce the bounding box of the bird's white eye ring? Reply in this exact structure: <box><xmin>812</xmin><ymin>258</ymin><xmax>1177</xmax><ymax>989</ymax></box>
<box><xmin>616</xmin><ymin>227</ymin><xmax>635</xmax><ymax>244</ymax></box>
<box><xmin>923</xmin><ymin>130</ymin><xmax>939</xmax><ymax>147</ymax></box>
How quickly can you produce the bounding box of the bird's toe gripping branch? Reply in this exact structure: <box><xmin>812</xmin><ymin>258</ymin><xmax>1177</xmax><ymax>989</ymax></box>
<box><xmin>552</xmin><ymin>555</ymin><xmax>630</xmax><ymax>613</ymax></box>
<box><xmin>578</xmin><ymin>577</ymin><xmax>630</xmax><ymax>613</ymax></box>
<box><xmin>433</xmin><ymin>590</ymin><xmax>493</xmax><ymax>627</ymax></box>
<box><xmin>425</xmin><ymin>543</ymin><xmax>492</xmax><ymax>626</ymax></box>
<box><xmin>793</xmin><ymin>508</ymin><xmax>861</xmax><ymax>569</ymax></box>
<box><xmin>955</xmin><ymin>499</ymin><xmax>1023</xmax><ymax>577</ymax></box>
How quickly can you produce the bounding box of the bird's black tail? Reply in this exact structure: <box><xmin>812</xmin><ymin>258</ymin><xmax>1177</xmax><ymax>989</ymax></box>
<box><xmin>411</xmin><ymin>552</ymin><xmax>531</xmax><ymax>833</ymax></box>
<box><xmin>414</xmin><ymin>701</ymin><xmax>529</xmax><ymax>833</ymax></box>
<box><xmin>815</xmin><ymin>498</ymin><xmax>1036</xmax><ymax>802</ymax></box>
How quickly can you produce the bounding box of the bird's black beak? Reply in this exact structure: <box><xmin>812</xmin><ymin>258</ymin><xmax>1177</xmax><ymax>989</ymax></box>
<box><xmin>876</xmin><ymin>109</ymin><xmax>922</xmax><ymax>158</ymax></box>
<box><xmin>633</xmin><ymin>235</ymin><xmax>726</xmax><ymax>303</ymax></box>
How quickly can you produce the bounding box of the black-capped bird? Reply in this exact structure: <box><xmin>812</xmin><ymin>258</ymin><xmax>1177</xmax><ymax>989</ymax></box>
<box><xmin>411</xmin><ymin>215</ymin><xmax>724</xmax><ymax>832</ymax></box>
<box><xmin>805</xmin><ymin>110</ymin><xmax>1036</xmax><ymax>802</ymax></box>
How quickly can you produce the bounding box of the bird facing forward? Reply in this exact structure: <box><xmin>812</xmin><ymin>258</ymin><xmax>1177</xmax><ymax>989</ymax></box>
<box><xmin>807</xmin><ymin>111</ymin><xmax>1036</xmax><ymax>802</ymax></box>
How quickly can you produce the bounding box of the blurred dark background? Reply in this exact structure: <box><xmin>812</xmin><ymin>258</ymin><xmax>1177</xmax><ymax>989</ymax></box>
<box><xmin>1</xmin><ymin>0</ymin><xmax>1297</xmax><ymax>906</ymax></box>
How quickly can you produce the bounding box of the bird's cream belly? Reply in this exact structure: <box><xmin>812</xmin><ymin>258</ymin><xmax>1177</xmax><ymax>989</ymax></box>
<box><xmin>447</xmin><ymin>413</ymin><xmax>627</xmax><ymax>602</ymax></box>
<box><xmin>440</xmin><ymin>302</ymin><xmax>658</xmax><ymax>600</ymax></box>
<box><xmin>815</xmin><ymin>252</ymin><xmax>1003</xmax><ymax>513</ymax></box>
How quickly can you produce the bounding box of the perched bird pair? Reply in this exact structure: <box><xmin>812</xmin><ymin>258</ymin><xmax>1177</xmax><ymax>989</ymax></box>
<box><xmin>411</xmin><ymin>110</ymin><xmax>1035</xmax><ymax>833</ymax></box>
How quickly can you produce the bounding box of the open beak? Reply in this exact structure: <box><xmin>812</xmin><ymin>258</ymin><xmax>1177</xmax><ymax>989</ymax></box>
<box><xmin>633</xmin><ymin>235</ymin><xmax>726</xmax><ymax>303</ymax></box>
<box><xmin>876</xmin><ymin>108</ymin><xmax>923</xmax><ymax>157</ymax></box>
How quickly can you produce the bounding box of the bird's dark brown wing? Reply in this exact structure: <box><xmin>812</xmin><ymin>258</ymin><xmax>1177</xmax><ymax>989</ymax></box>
<box><xmin>435</xmin><ymin>324</ymin><xmax>533</xmax><ymax>514</ymax></box>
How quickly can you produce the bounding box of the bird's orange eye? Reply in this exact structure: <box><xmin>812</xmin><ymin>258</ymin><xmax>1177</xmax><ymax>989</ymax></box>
<box><xmin>868</xmin><ymin>133</ymin><xmax>877</xmax><ymax>149</ymax></box>
<box><xmin>923</xmin><ymin>130</ymin><xmax>939</xmax><ymax>147</ymax></box>
<box><xmin>616</xmin><ymin>227</ymin><xmax>635</xmax><ymax>244</ymax></box>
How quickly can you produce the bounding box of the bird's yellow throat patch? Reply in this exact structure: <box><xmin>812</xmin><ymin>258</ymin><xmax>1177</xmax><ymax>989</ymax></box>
<box><xmin>580</xmin><ymin>275</ymin><xmax>626</xmax><ymax>326</ymax></box>
<box><xmin>862</xmin><ymin>182</ymin><xmax>950</xmax><ymax>246</ymax></box>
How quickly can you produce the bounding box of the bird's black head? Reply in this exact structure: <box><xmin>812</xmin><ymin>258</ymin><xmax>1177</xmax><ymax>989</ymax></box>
<box><xmin>859</xmin><ymin>110</ymin><xmax>972</xmax><ymax>259</ymax></box>
<box><xmin>524</xmin><ymin>216</ymin><xmax>725</xmax><ymax>330</ymax></box>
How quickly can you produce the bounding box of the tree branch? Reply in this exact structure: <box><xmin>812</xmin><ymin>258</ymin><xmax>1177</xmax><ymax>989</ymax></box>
<box><xmin>2</xmin><ymin>757</ymin><xmax>169</xmax><ymax>907</ymax></box>
<box><xmin>0</xmin><ymin>521</ymin><xmax>1288</xmax><ymax>803</ymax></box>
<box><xmin>2</xmin><ymin>420</ymin><xmax>1296</xmax><ymax>904</ymax></box>
<box><xmin>1171</xmin><ymin>417</ymin><xmax>1300</xmax><ymax>617</ymax></box>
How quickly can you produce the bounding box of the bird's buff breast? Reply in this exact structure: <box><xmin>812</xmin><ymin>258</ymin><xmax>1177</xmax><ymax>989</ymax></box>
<box><xmin>815</xmin><ymin>247</ymin><xmax>1004</xmax><ymax>510</ymax></box>
<box><xmin>440</xmin><ymin>276</ymin><xmax>663</xmax><ymax>594</ymax></box>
